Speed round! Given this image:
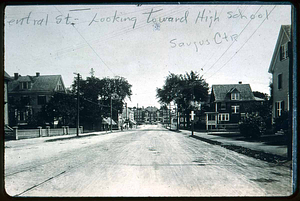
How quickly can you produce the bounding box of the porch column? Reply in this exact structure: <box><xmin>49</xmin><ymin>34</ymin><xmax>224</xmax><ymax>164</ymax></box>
<box><xmin>13</xmin><ymin>126</ymin><xmax>18</xmax><ymax>140</ymax></box>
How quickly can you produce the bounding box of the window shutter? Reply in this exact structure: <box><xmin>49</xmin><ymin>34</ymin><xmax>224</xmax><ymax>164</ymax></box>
<box><xmin>281</xmin><ymin>101</ymin><xmax>285</xmax><ymax>111</ymax></box>
<box><xmin>280</xmin><ymin>46</ymin><xmax>283</xmax><ymax>61</ymax></box>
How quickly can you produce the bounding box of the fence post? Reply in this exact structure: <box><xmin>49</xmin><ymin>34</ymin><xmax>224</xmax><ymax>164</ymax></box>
<box><xmin>38</xmin><ymin>126</ymin><xmax>42</xmax><ymax>137</ymax></box>
<box><xmin>13</xmin><ymin>126</ymin><xmax>18</xmax><ymax>140</ymax></box>
<box><xmin>46</xmin><ymin>126</ymin><xmax>50</xmax><ymax>137</ymax></box>
<box><xmin>66</xmin><ymin>126</ymin><xmax>69</xmax><ymax>135</ymax></box>
<box><xmin>62</xmin><ymin>126</ymin><xmax>66</xmax><ymax>135</ymax></box>
<box><xmin>80</xmin><ymin>126</ymin><xmax>83</xmax><ymax>134</ymax></box>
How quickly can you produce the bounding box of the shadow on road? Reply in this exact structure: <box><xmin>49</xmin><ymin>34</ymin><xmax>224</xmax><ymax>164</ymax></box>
<box><xmin>45</xmin><ymin>133</ymin><xmax>104</xmax><ymax>142</ymax></box>
<box><xmin>189</xmin><ymin>135</ymin><xmax>289</xmax><ymax>165</ymax></box>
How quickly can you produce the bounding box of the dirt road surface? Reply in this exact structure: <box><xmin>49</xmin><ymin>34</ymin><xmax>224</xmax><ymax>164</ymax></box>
<box><xmin>5</xmin><ymin>124</ymin><xmax>292</xmax><ymax>197</ymax></box>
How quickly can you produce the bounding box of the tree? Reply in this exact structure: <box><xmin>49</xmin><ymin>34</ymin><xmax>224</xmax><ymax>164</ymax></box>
<box><xmin>70</xmin><ymin>73</ymin><xmax>132</xmax><ymax>130</ymax></box>
<box><xmin>41</xmin><ymin>92</ymin><xmax>77</xmax><ymax>127</ymax></box>
<box><xmin>156</xmin><ymin>71</ymin><xmax>209</xmax><ymax>128</ymax></box>
<box><xmin>156</xmin><ymin>71</ymin><xmax>209</xmax><ymax>108</ymax></box>
<box><xmin>253</xmin><ymin>91</ymin><xmax>269</xmax><ymax>101</ymax></box>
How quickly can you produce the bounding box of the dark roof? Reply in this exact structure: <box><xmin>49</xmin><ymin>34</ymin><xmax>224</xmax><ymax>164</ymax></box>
<box><xmin>211</xmin><ymin>84</ymin><xmax>255</xmax><ymax>102</ymax></box>
<box><xmin>282</xmin><ymin>25</ymin><xmax>291</xmax><ymax>39</ymax></box>
<box><xmin>8</xmin><ymin>74</ymin><xmax>63</xmax><ymax>92</ymax></box>
<box><xmin>4</xmin><ymin>72</ymin><xmax>13</xmax><ymax>81</ymax></box>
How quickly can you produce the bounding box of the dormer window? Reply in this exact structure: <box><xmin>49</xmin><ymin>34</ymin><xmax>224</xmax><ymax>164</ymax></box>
<box><xmin>231</xmin><ymin>92</ymin><xmax>240</xmax><ymax>100</ymax></box>
<box><xmin>21</xmin><ymin>82</ymin><xmax>31</xmax><ymax>90</ymax></box>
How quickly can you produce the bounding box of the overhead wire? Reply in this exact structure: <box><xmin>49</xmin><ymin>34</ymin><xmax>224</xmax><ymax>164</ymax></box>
<box><xmin>54</xmin><ymin>6</ymin><xmax>117</xmax><ymax>76</ymax></box>
<box><xmin>206</xmin><ymin>5</ymin><xmax>277</xmax><ymax>79</ymax></box>
<box><xmin>201</xmin><ymin>6</ymin><xmax>247</xmax><ymax>71</ymax></box>
<box><xmin>202</xmin><ymin>5</ymin><xmax>263</xmax><ymax>76</ymax></box>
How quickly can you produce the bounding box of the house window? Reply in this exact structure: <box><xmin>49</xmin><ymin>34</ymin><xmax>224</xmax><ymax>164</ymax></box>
<box><xmin>218</xmin><ymin>113</ymin><xmax>229</xmax><ymax>121</ymax></box>
<box><xmin>280</xmin><ymin>43</ymin><xmax>288</xmax><ymax>61</ymax></box>
<box><xmin>278</xmin><ymin>74</ymin><xmax>282</xmax><ymax>89</ymax></box>
<box><xmin>231</xmin><ymin>105</ymin><xmax>240</xmax><ymax>114</ymax></box>
<box><xmin>221</xmin><ymin>102</ymin><xmax>226</xmax><ymax>110</ymax></box>
<box><xmin>231</xmin><ymin>93</ymin><xmax>240</xmax><ymax>100</ymax></box>
<box><xmin>275</xmin><ymin>101</ymin><xmax>284</xmax><ymax>117</ymax></box>
<box><xmin>21</xmin><ymin>82</ymin><xmax>28</xmax><ymax>89</ymax></box>
<box><xmin>38</xmin><ymin>95</ymin><xmax>47</xmax><ymax>105</ymax></box>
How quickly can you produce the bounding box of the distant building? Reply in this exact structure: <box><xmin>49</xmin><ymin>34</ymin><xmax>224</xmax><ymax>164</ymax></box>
<box><xmin>205</xmin><ymin>83</ymin><xmax>263</xmax><ymax>130</ymax></box>
<box><xmin>120</xmin><ymin>105</ymin><xmax>136</xmax><ymax>128</ymax></box>
<box><xmin>268</xmin><ymin>25</ymin><xmax>291</xmax><ymax>120</ymax></box>
<box><xmin>144</xmin><ymin>106</ymin><xmax>160</xmax><ymax>123</ymax></box>
<box><xmin>132</xmin><ymin>106</ymin><xmax>145</xmax><ymax>124</ymax></box>
<box><xmin>8</xmin><ymin>72</ymin><xmax>66</xmax><ymax>126</ymax></box>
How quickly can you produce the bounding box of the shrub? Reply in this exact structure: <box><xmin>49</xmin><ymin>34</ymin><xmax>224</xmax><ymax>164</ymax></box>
<box><xmin>239</xmin><ymin>114</ymin><xmax>264</xmax><ymax>139</ymax></box>
<box><xmin>273</xmin><ymin>111</ymin><xmax>289</xmax><ymax>134</ymax></box>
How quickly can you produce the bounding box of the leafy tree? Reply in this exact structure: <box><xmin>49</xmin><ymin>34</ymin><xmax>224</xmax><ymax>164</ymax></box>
<box><xmin>41</xmin><ymin>92</ymin><xmax>77</xmax><ymax>127</ymax></box>
<box><xmin>70</xmin><ymin>73</ymin><xmax>132</xmax><ymax>130</ymax></box>
<box><xmin>156</xmin><ymin>71</ymin><xmax>209</xmax><ymax>108</ymax></box>
<box><xmin>156</xmin><ymin>71</ymin><xmax>209</xmax><ymax>128</ymax></box>
<box><xmin>253</xmin><ymin>91</ymin><xmax>269</xmax><ymax>101</ymax></box>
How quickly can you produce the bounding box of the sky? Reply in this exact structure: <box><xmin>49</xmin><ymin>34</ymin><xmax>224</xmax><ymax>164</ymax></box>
<box><xmin>4</xmin><ymin>4</ymin><xmax>291</xmax><ymax>108</ymax></box>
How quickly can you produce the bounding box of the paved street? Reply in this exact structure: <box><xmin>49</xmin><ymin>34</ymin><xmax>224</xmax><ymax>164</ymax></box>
<box><xmin>5</xmin><ymin>124</ymin><xmax>292</xmax><ymax>197</ymax></box>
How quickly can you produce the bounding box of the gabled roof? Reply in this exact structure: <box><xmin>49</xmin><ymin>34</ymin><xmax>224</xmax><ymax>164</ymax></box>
<box><xmin>4</xmin><ymin>71</ymin><xmax>13</xmax><ymax>81</ymax></box>
<box><xmin>211</xmin><ymin>84</ymin><xmax>255</xmax><ymax>102</ymax></box>
<box><xmin>8</xmin><ymin>74</ymin><xmax>65</xmax><ymax>93</ymax></box>
<box><xmin>102</xmin><ymin>117</ymin><xmax>117</xmax><ymax>125</ymax></box>
<box><xmin>268</xmin><ymin>25</ymin><xmax>291</xmax><ymax>73</ymax></box>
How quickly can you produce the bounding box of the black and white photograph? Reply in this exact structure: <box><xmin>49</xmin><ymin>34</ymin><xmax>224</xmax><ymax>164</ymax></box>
<box><xmin>3</xmin><ymin>3</ymin><xmax>296</xmax><ymax>197</ymax></box>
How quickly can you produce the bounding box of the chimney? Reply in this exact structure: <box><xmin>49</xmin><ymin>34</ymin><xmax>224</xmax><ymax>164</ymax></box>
<box><xmin>238</xmin><ymin>81</ymin><xmax>242</xmax><ymax>84</ymax></box>
<box><xmin>36</xmin><ymin>72</ymin><xmax>40</xmax><ymax>77</ymax></box>
<box><xmin>14</xmin><ymin>73</ymin><xmax>19</xmax><ymax>80</ymax></box>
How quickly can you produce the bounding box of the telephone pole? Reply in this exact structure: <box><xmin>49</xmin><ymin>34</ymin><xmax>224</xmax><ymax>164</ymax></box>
<box><xmin>110</xmin><ymin>96</ymin><xmax>113</xmax><ymax>132</ymax></box>
<box><xmin>74</xmin><ymin>73</ymin><xmax>80</xmax><ymax>137</ymax></box>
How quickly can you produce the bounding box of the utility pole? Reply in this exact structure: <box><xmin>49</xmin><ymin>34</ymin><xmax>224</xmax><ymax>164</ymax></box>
<box><xmin>169</xmin><ymin>103</ymin><xmax>171</xmax><ymax>129</ymax></box>
<box><xmin>126</xmin><ymin>102</ymin><xmax>128</xmax><ymax>129</ymax></box>
<box><xmin>110</xmin><ymin>95</ymin><xmax>112</xmax><ymax>132</ymax></box>
<box><xmin>137</xmin><ymin>103</ymin><xmax>138</xmax><ymax>128</ymax></box>
<box><xmin>74</xmin><ymin>73</ymin><xmax>80</xmax><ymax>137</ymax></box>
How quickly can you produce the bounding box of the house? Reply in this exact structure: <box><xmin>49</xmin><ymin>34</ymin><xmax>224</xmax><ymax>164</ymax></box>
<box><xmin>120</xmin><ymin>105</ymin><xmax>136</xmax><ymax>129</ymax></box>
<box><xmin>205</xmin><ymin>82</ymin><xmax>262</xmax><ymax>130</ymax></box>
<box><xmin>4</xmin><ymin>72</ymin><xmax>13</xmax><ymax>126</ymax></box>
<box><xmin>8</xmin><ymin>72</ymin><xmax>66</xmax><ymax>126</ymax></box>
<box><xmin>268</xmin><ymin>25</ymin><xmax>291</xmax><ymax>120</ymax></box>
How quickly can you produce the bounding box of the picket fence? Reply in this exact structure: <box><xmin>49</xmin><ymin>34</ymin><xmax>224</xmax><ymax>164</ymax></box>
<box><xmin>7</xmin><ymin>126</ymin><xmax>83</xmax><ymax>140</ymax></box>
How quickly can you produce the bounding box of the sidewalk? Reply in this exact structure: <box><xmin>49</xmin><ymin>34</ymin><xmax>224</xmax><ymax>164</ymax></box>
<box><xmin>4</xmin><ymin>130</ymin><xmax>122</xmax><ymax>148</ymax></box>
<box><xmin>180</xmin><ymin>129</ymin><xmax>287</xmax><ymax>159</ymax></box>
